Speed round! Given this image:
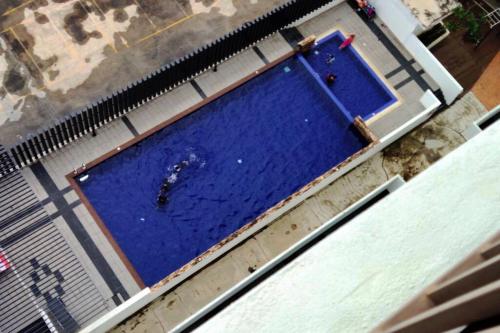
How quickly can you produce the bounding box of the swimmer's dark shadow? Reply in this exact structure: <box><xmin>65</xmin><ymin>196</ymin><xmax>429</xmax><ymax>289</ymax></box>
<box><xmin>157</xmin><ymin>161</ymin><xmax>185</xmax><ymax>206</ymax></box>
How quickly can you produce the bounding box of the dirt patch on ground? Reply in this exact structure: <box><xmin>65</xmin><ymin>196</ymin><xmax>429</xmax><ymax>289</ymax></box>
<box><xmin>382</xmin><ymin>120</ymin><xmax>464</xmax><ymax>180</ymax></box>
<box><xmin>34</xmin><ymin>12</ymin><xmax>50</xmax><ymax>24</ymax></box>
<box><xmin>63</xmin><ymin>2</ymin><xmax>103</xmax><ymax>44</ymax></box>
<box><xmin>0</xmin><ymin>0</ymin><xmax>290</xmax><ymax>145</ymax></box>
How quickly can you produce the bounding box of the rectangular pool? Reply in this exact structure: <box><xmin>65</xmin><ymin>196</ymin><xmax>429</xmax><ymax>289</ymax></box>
<box><xmin>74</xmin><ymin>32</ymin><xmax>392</xmax><ymax>286</ymax></box>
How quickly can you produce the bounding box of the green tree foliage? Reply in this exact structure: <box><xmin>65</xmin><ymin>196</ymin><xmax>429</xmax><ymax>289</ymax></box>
<box><xmin>445</xmin><ymin>6</ymin><xmax>484</xmax><ymax>44</ymax></box>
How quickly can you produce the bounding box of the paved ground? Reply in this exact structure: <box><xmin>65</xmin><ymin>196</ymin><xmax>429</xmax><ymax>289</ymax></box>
<box><xmin>0</xmin><ymin>0</ymin><xmax>289</xmax><ymax>146</ymax></box>
<box><xmin>0</xmin><ymin>163</ymin><xmax>110</xmax><ymax>333</ymax></box>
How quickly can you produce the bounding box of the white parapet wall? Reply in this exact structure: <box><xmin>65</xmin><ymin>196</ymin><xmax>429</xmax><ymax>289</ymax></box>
<box><xmin>370</xmin><ymin>0</ymin><xmax>463</xmax><ymax>105</ymax></box>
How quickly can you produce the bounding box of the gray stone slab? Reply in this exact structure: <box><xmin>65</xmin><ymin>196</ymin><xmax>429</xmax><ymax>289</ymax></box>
<box><xmin>41</xmin><ymin>121</ymin><xmax>134</xmax><ymax>190</ymax></box>
<box><xmin>256</xmin><ymin>33</ymin><xmax>293</xmax><ymax>62</ymax></box>
<box><xmin>72</xmin><ymin>204</ymin><xmax>141</xmax><ymax>296</ymax></box>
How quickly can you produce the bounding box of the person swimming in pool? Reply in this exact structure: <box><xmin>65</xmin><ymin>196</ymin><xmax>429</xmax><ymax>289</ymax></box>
<box><xmin>157</xmin><ymin>156</ymin><xmax>203</xmax><ymax>207</ymax></box>
<box><xmin>326</xmin><ymin>73</ymin><xmax>337</xmax><ymax>85</ymax></box>
<box><xmin>173</xmin><ymin>160</ymin><xmax>189</xmax><ymax>174</ymax></box>
<box><xmin>157</xmin><ymin>177</ymin><xmax>173</xmax><ymax>206</ymax></box>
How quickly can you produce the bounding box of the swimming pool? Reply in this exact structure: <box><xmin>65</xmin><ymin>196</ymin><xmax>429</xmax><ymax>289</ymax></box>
<box><xmin>74</xmin><ymin>32</ymin><xmax>392</xmax><ymax>286</ymax></box>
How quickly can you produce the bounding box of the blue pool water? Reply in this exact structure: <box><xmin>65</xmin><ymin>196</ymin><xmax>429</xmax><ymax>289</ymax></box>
<box><xmin>79</xmin><ymin>55</ymin><xmax>368</xmax><ymax>286</ymax></box>
<box><xmin>303</xmin><ymin>31</ymin><xmax>397</xmax><ymax>120</ymax></box>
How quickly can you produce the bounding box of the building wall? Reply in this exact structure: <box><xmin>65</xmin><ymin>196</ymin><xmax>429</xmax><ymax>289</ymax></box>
<box><xmin>371</xmin><ymin>0</ymin><xmax>463</xmax><ymax>104</ymax></box>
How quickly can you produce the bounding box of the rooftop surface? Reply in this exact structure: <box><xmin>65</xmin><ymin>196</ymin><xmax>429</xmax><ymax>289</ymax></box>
<box><xmin>188</xmin><ymin>117</ymin><xmax>500</xmax><ymax>333</ymax></box>
<box><xmin>0</xmin><ymin>0</ymin><xmax>288</xmax><ymax>146</ymax></box>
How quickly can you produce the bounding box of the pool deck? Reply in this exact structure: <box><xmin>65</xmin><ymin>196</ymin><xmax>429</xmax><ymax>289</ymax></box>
<box><xmin>0</xmin><ymin>2</ymin><xmax>485</xmax><ymax>332</ymax></box>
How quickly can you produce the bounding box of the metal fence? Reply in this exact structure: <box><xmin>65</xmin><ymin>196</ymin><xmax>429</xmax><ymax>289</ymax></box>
<box><xmin>8</xmin><ymin>0</ymin><xmax>333</xmax><ymax>169</ymax></box>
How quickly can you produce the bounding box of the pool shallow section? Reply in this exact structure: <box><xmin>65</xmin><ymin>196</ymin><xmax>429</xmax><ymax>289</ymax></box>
<box><xmin>302</xmin><ymin>31</ymin><xmax>397</xmax><ymax>120</ymax></box>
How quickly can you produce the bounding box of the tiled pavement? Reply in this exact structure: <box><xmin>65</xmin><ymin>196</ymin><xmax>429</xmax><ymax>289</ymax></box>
<box><xmin>0</xmin><ymin>147</ymin><xmax>109</xmax><ymax>333</ymax></box>
<box><xmin>0</xmin><ymin>2</ymin><xmax>469</xmax><ymax>332</ymax></box>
